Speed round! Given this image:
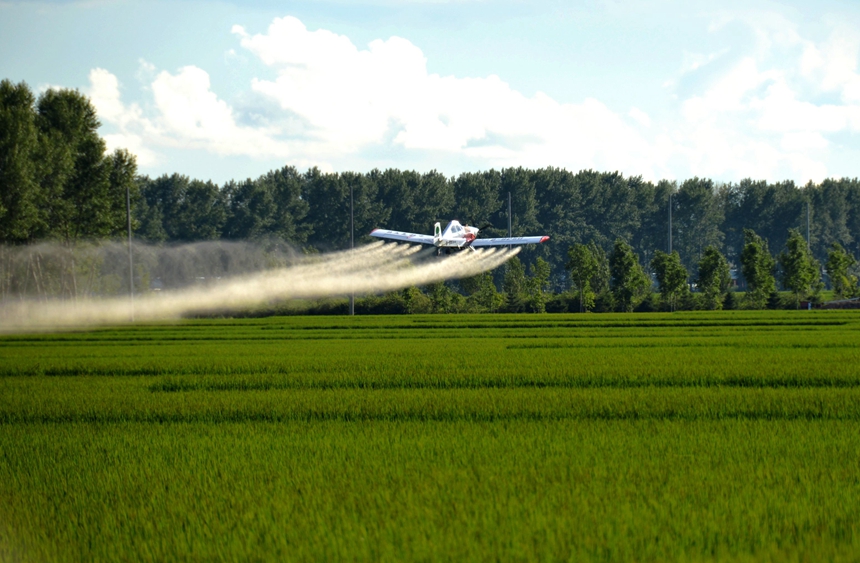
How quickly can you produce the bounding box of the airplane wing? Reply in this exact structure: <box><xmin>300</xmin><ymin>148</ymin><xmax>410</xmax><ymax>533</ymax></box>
<box><xmin>470</xmin><ymin>236</ymin><xmax>550</xmax><ymax>247</ymax></box>
<box><xmin>370</xmin><ymin>229</ymin><xmax>436</xmax><ymax>245</ymax></box>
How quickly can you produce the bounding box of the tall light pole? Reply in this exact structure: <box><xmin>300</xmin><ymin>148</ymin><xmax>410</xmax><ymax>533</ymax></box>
<box><xmin>349</xmin><ymin>183</ymin><xmax>355</xmax><ymax>316</ymax></box>
<box><xmin>126</xmin><ymin>184</ymin><xmax>134</xmax><ymax>322</ymax></box>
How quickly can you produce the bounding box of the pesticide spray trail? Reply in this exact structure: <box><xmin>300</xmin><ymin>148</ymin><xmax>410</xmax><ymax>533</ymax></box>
<box><xmin>0</xmin><ymin>243</ymin><xmax>519</xmax><ymax>332</ymax></box>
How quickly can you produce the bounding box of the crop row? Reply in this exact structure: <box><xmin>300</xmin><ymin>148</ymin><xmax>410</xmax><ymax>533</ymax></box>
<box><xmin>1</xmin><ymin>310</ymin><xmax>857</xmax><ymax>342</ymax></box>
<box><xmin>2</xmin><ymin>419</ymin><xmax>859</xmax><ymax>562</ymax></box>
<box><xmin>2</xmin><ymin>336</ymin><xmax>859</xmax><ymax>391</ymax></box>
<box><xmin>4</xmin><ymin>379</ymin><xmax>860</xmax><ymax>423</ymax></box>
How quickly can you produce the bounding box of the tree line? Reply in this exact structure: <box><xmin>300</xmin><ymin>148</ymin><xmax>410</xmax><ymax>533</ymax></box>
<box><xmin>127</xmin><ymin>170</ymin><xmax>860</xmax><ymax>276</ymax></box>
<box><xmin>562</xmin><ymin>230</ymin><xmax>858</xmax><ymax>314</ymax></box>
<box><xmin>2</xmin><ymin>79</ymin><xmax>860</xmax><ymax>310</ymax></box>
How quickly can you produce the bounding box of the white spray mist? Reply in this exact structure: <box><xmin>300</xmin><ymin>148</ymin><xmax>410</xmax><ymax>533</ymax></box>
<box><xmin>0</xmin><ymin>242</ymin><xmax>519</xmax><ymax>332</ymax></box>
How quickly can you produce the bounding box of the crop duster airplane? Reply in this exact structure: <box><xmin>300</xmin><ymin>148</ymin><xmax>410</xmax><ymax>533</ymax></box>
<box><xmin>370</xmin><ymin>220</ymin><xmax>549</xmax><ymax>253</ymax></box>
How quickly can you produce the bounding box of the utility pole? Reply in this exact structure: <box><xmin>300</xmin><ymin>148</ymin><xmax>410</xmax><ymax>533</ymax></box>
<box><xmin>668</xmin><ymin>191</ymin><xmax>673</xmax><ymax>254</ymax></box>
<box><xmin>126</xmin><ymin>184</ymin><xmax>134</xmax><ymax>322</ymax></box>
<box><xmin>508</xmin><ymin>191</ymin><xmax>512</xmax><ymax>249</ymax></box>
<box><xmin>349</xmin><ymin>183</ymin><xmax>355</xmax><ymax>316</ymax></box>
<box><xmin>806</xmin><ymin>201</ymin><xmax>811</xmax><ymax>250</ymax></box>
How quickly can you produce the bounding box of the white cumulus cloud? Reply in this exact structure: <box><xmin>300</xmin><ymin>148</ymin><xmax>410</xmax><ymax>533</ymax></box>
<box><xmin>87</xmin><ymin>67</ymin><xmax>158</xmax><ymax>166</ymax></box>
<box><xmin>88</xmin><ymin>13</ymin><xmax>860</xmax><ymax>185</ymax></box>
<box><xmin>666</xmin><ymin>13</ymin><xmax>860</xmax><ymax>183</ymax></box>
<box><xmin>87</xmin><ymin>64</ymin><xmax>298</xmax><ymax>167</ymax></box>
<box><xmin>233</xmin><ymin>16</ymin><xmax>658</xmax><ymax>176</ymax></box>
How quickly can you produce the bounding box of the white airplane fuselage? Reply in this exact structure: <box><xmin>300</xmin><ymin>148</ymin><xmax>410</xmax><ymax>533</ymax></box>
<box><xmin>434</xmin><ymin>220</ymin><xmax>480</xmax><ymax>248</ymax></box>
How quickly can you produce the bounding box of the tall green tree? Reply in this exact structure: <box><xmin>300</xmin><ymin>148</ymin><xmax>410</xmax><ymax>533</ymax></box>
<box><xmin>452</xmin><ymin>170</ymin><xmax>503</xmax><ymax>228</ymax></box>
<box><xmin>374</xmin><ymin>168</ymin><xmax>454</xmax><ymax>235</ymax></box>
<box><xmin>724</xmin><ymin>179</ymin><xmax>804</xmax><ymax>264</ymax></box>
<box><xmin>343</xmin><ymin>171</ymin><xmax>389</xmax><ymax>245</ymax></box>
<box><xmin>595</xmin><ymin>172</ymin><xmax>641</xmax><ymax>247</ymax></box>
<box><xmin>415</xmin><ymin>170</ymin><xmax>455</xmax><ymax>230</ymax></box>
<box><xmin>566</xmin><ymin>243</ymin><xmax>599</xmax><ymax>312</ymax></box>
<box><xmin>650</xmin><ymin>250</ymin><xmax>688</xmax><ymax>312</ymax></box>
<box><xmin>304</xmin><ymin>170</ymin><xmax>389</xmax><ymax>250</ymax></box>
<box><xmin>0</xmin><ymin>79</ymin><xmax>41</xmax><ymax>243</ymax></box>
<box><xmin>502</xmin><ymin>256</ymin><xmax>527</xmax><ymax>312</ymax></box>
<box><xmin>428</xmin><ymin>282</ymin><xmax>456</xmax><ymax>313</ymax></box>
<box><xmin>526</xmin><ymin>257</ymin><xmax>551</xmax><ymax>313</ymax></box>
<box><xmin>402</xmin><ymin>286</ymin><xmax>432</xmax><ymax>314</ymax></box>
<box><xmin>140</xmin><ymin>174</ymin><xmax>224</xmax><ymax>242</ymax></box>
<box><xmin>740</xmin><ymin>229</ymin><xmax>776</xmax><ymax>309</ymax></box>
<box><xmin>588</xmin><ymin>242</ymin><xmax>611</xmax><ymax>297</ymax></box>
<box><xmin>825</xmin><ymin>243</ymin><xmax>858</xmax><ymax>299</ymax></box>
<box><xmin>262</xmin><ymin>166</ymin><xmax>311</xmax><ymax>244</ymax></box>
<box><xmin>672</xmin><ymin>177</ymin><xmax>724</xmax><ymax>272</ymax></box>
<box><xmin>697</xmin><ymin>246</ymin><xmax>731</xmax><ymax>310</ymax></box>
<box><xmin>845</xmin><ymin>179</ymin><xmax>860</xmax><ymax>259</ymax></box>
<box><xmin>480</xmin><ymin>270</ymin><xmax>504</xmax><ymax>312</ymax></box>
<box><xmin>534</xmin><ymin>168</ymin><xmax>587</xmax><ymax>288</ymax></box>
<box><xmin>133</xmin><ymin>175</ymin><xmax>168</xmax><ymax>243</ymax></box>
<box><xmin>36</xmin><ymin>88</ymin><xmax>118</xmax><ymax>242</ymax></box>
<box><xmin>177</xmin><ymin>180</ymin><xmax>226</xmax><ymax>241</ymax></box>
<box><xmin>633</xmin><ymin>178</ymin><xmax>672</xmax><ymax>269</ymax></box>
<box><xmin>610</xmin><ymin>238</ymin><xmax>650</xmax><ymax>312</ymax></box>
<box><xmin>779</xmin><ymin>228</ymin><xmax>821</xmax><ymax>308</ymax></box>
<box><xmin>223</xmin><ymin>178</ymin><xmax>276</xmax><ymax>240</ymax></box>
<box><xmin>494</xmin><ymin>167</ymin><xmax>541</xmax><ymax>237</ymax></box>
<box><xmin>107</xmin><ymin>149</ymin><xmax>140</xmax><ymax>238</ymax></box>
<box><xmin>466</xmin><ymin>271</ymin><xmax>503</xmax><ymax>312</ymax></box>
<box><xmin>808</xmin><ymin>179</ymin><xmax>854</xmax><ymax>261</ymax></box>
<box><xmin>302</xmin><ymin>168</ymin><xmax>348</xmax><ymax>250</ymax></box>
<box><xmin>373</xmin><ymin>168</ymin><xmax>419</xmax><ymax>232</ymax></box>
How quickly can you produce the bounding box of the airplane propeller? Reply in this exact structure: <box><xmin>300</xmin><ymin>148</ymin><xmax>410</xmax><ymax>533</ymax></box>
<box><xmin>468</xmin><ymin>217</ymin><xmax>494</xmax><ymax>231</ymax></box>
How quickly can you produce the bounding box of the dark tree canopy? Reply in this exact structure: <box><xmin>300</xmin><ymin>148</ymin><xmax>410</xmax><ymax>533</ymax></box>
<box><xmin>0</xmin><ymin>80</ymin><xmax>41</xmax><ymax>243</ymax></box>
<box><xmin>0</xmin><ymin>80</ymin><xmax>137</xmax><ymax>245</ymax></box>
<box><xmin>5</xmin><ymin>78</ymin><xmax>860</xmax><ymax>306</ymax></box>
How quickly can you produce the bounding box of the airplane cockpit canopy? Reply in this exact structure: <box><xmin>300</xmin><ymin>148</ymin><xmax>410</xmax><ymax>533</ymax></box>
<box><xmin>443</xmin><ymin>221</ymin><xmax>464</xmax><ymax>237</ymax></box>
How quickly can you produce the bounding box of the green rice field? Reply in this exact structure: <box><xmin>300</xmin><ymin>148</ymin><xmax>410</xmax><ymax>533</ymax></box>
<box><xmin>2</xmin><ymin>311</ymin><xmax>860</xmax><ymax>562</ymax></box>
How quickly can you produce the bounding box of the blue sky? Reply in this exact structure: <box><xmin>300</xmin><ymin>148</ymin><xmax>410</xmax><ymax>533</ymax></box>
<box><xmin>2</xmin><ymin>0</ymin><xmax>860</xmax><ymax>185</ymax></box>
